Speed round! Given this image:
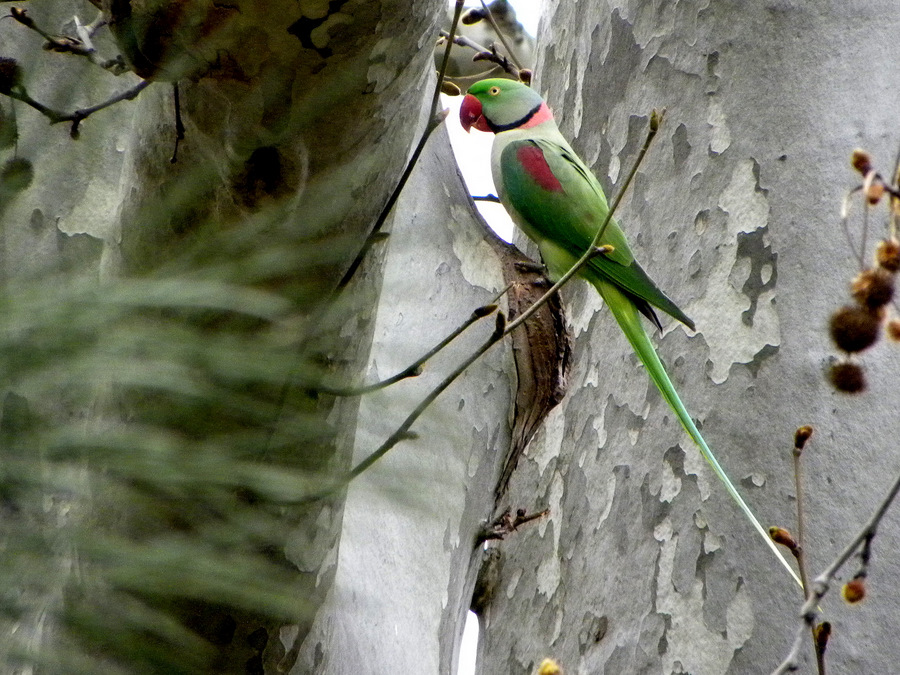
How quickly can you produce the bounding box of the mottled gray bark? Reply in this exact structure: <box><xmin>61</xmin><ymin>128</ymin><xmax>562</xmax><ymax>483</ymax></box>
<box><xmin>478</xmin><ymin>3</ymin><xmax>900</xmax><ymax>674</ymax></box>
<box><xmin>296</xmin><ymin>128</ymin><xmax>516</xmax><ymax>674</ymax></box>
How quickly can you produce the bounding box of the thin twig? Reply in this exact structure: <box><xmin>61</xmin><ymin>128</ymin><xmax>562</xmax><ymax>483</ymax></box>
<box><xmin>8</xmin><ymin>7</ymin><xmax>121</xmax><ymax>72</ymax></box>
<box><xmin>5</xmin><ymin>79</ymin><xmax>150</xmax><ymax>137</ymax></box>
<box><xmin>322</xmin><ymin>291</ymin><xmax>508</xmax><ymax>396</ymax></box>
<box><xmin>840</xmin><ymin>174</ymin><xmax>900</xmax><ymax>262</ymax></box>
<box><xmin>299</xmin><ymin>312</ymin><xmax>508</xmax><ymax>502</ymax></box>
<box><xmin>479</xmin><ymin>0</ymin><xmax>522</xmax><ymax>70</ymax></box>
<box><xmin>336</xmin><ymin>0</ymin><xmax>466</xmax><ymax>291</ymax></box>
<box><xmin>892</xmin><ymin>140</ymin><xmax>900</xmax><ymax>240</ymax></box>
<box><xmin>504</xmin><ymin>245</ymin><xmax>613</xmax><ymax>337</ymax></box>
<box><xmin>439</xmin><ymin>30</ymin><xmax>519</xmax><ymax>80</ymax></box>
<box><xmin>846</xmin><ymin>171</ymin><xmax>900</xmax><ymax>270</ymax></box>
<box><xmin>439</xmin><ymin>31</ymin><xmax>489</xmax><ymax>55</ymax></box>
<box><xmin>792</xmin><ymin>446</ymin><xmax>811</xmax><ymax>593</ymax></box>
<box><xmin>265</xmin><ymin>22</ymin><xmax>469</xmax><ymax>452</ymax></box>
<box><xmin>472</xmin><ymin>45</ymin><xmax>518</xmax><ymax>80</ymax></box>
<box><xmin>430</xmin><ymin>0</ymin><xmax>466</xmax><ymax>121</ymax></box>
<box><xmin>82</xmin><ymin>10</ymin><xmax>108</xmax><ymax>39</ymax></box>
<box><xmin>170</xmin><ymin>83</ymin><xmax>184</xmax><ymax>163</ymax></box>
<box><xmin>840</xmin><ymin>189</ymin><xmax>866</xmax><ymax>269</ymax></box>
<box><xmin>335</xmin><ymin>108</ymin><xmax>448</xmax><ymax>289</ymax></box>
<box><xmin>860</xmin><ymin>192</ymin><xmax>870</xmax><ymax>271</ymax></box>
<box><xmin>10</xmin><ymin>8</ymin><xmax>90</xmax><ymax>55</ymax></box>
<box><xmin>475</xmin><ymin>507</ymin><xmax>549</xmax><ymax>546</ymax></box>
<box><xmin>772</xmin><ymin>466</ymin><xmax>900</xmax><ymax>674</ymax></box>
<box><xmin>790</xmin><ymin>427</ymin><xmax>826</xmax><ymax>675</ymax></box>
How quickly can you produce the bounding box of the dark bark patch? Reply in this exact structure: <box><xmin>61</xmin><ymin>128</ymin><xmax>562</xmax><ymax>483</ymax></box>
<box><xmin>288</xmin><ymin>0</ymin><xmax>352</xmax><ymax>58</ymax></box>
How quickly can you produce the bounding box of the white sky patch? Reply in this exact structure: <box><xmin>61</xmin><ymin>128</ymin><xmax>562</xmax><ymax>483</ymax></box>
<box><xmin>444</xmin><ymin>95</ymin><xmax>516</xmax><ymax>241</ymax></box>
<box><xmin>509</xmin><ymin>2</ymin><xmax>541</xmax><ymax>35</ymax></box>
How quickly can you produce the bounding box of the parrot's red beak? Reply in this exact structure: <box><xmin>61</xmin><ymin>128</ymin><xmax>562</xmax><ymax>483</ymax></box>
<box><xmin>460</xmin><ymin>94</ymin><xmax>492</xmax><ymax>133</ymax></box>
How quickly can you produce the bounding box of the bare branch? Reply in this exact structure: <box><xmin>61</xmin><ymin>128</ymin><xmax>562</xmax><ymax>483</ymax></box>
<box><xmin>788</xmin><ymin>425</ymin><xmax>827</xmax><ymax>674</ymax></box>
<box><xmin>327</xmin><ymin>311</ymin><xmax>507</xmax><ymax>498</ymax></box>
<box><xmin>321</xmin><ymin>296</ymin><xmax>505</xmax><ymax>396</ymax></box>
<box><xmin>336</xmin><ymin>1</ymin><xmax>467</xmax><ymax>291</ymax></box>
<box><xmin>8</xmin><ymin>7</ymin><xmax>126</xmax><ymax>74</ymax></box>
<box><xmin>439</xmin><ymin>30</ymin><xmax>520</xmax><ymax>80</ymax></box>
<box><xmin>3</xmin><ymin>63</ymin><xmax>148</xmax><ymax>137</ymax></box>
<box><xmin>772</xmin><ymin>466</ymin><xmax>900</xmax><ymax>674</ymax></box>
<box><xmin>478</xmin><ymin>0</ymin><xmax>523</xmax><ymax>70</ymax></box>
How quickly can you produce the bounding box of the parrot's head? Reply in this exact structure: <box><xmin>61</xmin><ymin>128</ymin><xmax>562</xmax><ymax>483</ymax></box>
<box><xmin>459</xmin><ymin>78</ymin><xmax>549</xmax><ymax>134</ymax></box>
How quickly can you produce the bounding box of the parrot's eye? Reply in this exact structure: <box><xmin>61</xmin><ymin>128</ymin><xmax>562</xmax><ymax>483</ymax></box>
<box><xmin>488</xmin><ymin>86</ymin><xmax>501</xmax><ymax>96</ymax></box>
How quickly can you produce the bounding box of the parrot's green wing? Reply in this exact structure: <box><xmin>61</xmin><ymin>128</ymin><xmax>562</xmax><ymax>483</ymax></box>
<box><xmin>500</xmin><ymin>138</ymin><xmax>694</xmax><ymax>330</ymax></box>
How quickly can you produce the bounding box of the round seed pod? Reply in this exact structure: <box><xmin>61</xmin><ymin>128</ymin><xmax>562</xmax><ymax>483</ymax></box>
<box><xmin>829</xmin><ymin>362</ymin><xmax>866</xmax><ymax>394</ymax></box>
<box><xmin>852</xmin><ymin>268</ymin><xmax>894</xmax><ymax>310</ymax></box>
<box><xmin>830</xmin><ymin>305</ymin><xmax>880</xmax><ymax>353</ymax></box>
<box><xmin>876</xmin><ymin>238</ymin><xmax>900</xmax><ymax>273</ymax></box>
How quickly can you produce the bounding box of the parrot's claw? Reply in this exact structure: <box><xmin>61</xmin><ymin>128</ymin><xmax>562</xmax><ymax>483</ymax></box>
<box><xmin>514</xmin><ymin>260</ymin><xmax>547</xmax><ymax>275</ymax></box>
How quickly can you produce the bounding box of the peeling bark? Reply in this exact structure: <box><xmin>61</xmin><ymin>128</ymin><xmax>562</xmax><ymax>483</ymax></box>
<box><xmin>488</xmin><ymin>236</ymin><xmax>571</xmax><ymax>507</ymax></box>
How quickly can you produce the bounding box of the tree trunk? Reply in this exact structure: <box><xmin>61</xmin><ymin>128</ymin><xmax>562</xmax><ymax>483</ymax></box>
<box><xmin>478</xmin><ymin>3</ymin><xmax>900</xmax><ymax>674</ymax></box>
<box><xmin>294</xmin><ymin>126</ymin><xmax>518</xmax><ymax>674</ymax></box>
<box><xmin>0</xmin><ymin>1</ymin><xmax>520</xmax><ymax>672</ymax></box>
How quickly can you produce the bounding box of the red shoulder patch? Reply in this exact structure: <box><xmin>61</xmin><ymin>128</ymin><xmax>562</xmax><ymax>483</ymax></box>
<box><xmin>516</xmin><ymin>145</ymin><xmax>564</xmax><ymax>193</ymax></box>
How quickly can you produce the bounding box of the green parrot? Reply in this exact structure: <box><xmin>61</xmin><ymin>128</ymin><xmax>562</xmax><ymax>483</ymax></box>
<box><xmin>460</xmin><ymin>77</ymin><xmax>799</xmax><ymax>584</ymax></box>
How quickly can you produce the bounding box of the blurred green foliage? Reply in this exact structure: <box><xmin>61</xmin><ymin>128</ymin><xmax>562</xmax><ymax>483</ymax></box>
<box><xmin>0</xmin><ymin>179</ymin><xmax>361</xmax><ymax>672</ymax></box>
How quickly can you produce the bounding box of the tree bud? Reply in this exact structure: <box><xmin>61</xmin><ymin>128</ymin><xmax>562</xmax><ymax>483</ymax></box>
<box><xmin>537</xmin><ymin>658</ymin><xmax>562</xmax><ymax>675</ymax></box>
<box><xmin>887</xmin><ymin>318</ymin><xmax>900</xmax><ymax>341</ymax></box>
<box><xmin>768</xmin><ymin>526</ymin><xmax>798</xmax><ymax>551</ymax></box>
<box><xmin>851</xmin><ymin>148</ymin><xmax>873</xmax><ymax>176</ymax></box>
<box><xmin>842</xmin><ymin>577</ymin><xmax>866</xmax><ymax>604</ymax></box>
<box><xmin>441</xmin><ymin>80</ymin><xmax>462</xmax><ymax>96</ymax></box>
<box><xmin>461</xmin><ymin>8</ymin><xmax>488</xmax><ymax>25</ymax></box>
<box><xmin>814</xmin><ymin>621</ymin><xmax>832</xmax><ymax>652</ymax></box>
<box><xmin>794</xmin><ymin>425</ymin><xmax>813</xmax><ymax>451</ymax></box>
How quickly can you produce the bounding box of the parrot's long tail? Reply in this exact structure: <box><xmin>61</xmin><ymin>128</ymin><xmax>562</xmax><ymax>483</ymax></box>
<box><xmin>596</xmin><ymin>279</ymin><xmax>801</xmax><ymax>587</ymax></box>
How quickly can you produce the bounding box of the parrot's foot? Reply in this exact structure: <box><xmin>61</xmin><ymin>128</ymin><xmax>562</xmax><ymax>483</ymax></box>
<box><xmin>475</xmin><ymin>507</ymin><xmax>550</xmax><ymax>545</ymax></box>
<box><xmin>514</xmin><ymin>260</ymin><xmax>547</xmax><ymax>275</ymax></box>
